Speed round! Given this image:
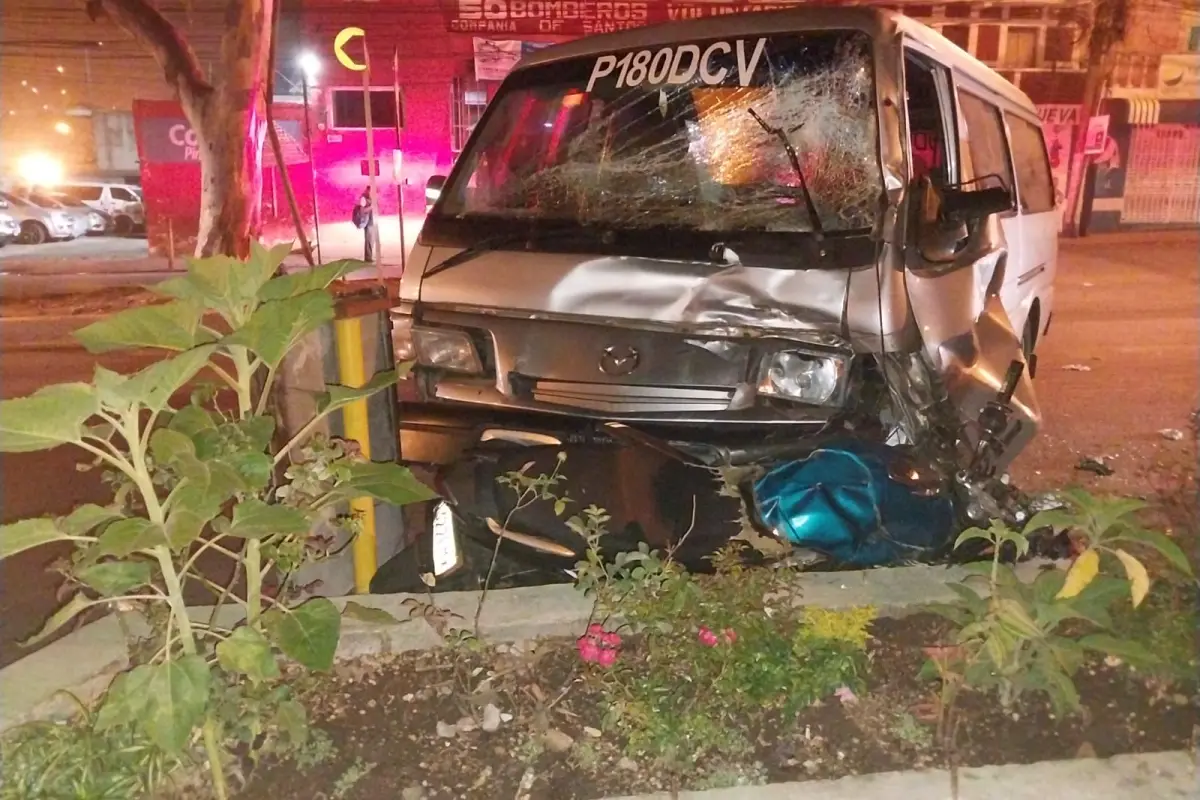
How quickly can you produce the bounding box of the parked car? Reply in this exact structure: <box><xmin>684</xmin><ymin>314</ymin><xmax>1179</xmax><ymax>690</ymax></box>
<box><xmin>0</xmin><ymin>198</ymin><xmax>18</xmax><ymax>247</ymax></box>
<box><xmin>0</xmin><ymin>190</ymin><xmax>87</xmax><ymax>244</ymax></box>
<box><xmin>13</xmin><ymin>189</ymin><xmax>93</xmax><ymax>240</ymax></box>
<box><xmin>54</xmin><ymin>181</ymin><xmax>145</xmax><ymax>235</ymax></box>
<box><xmin>49</xmin><ymin>191</ymin><xmax>113</xmax><ymax>235</ymax></box>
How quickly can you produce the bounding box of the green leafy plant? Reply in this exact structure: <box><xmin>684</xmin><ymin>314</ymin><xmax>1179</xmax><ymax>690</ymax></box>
<box><xmin>0</xmin><ymin>244</ymin><xmax>436</xmax><ymax>799</ymax></box>
<box><xmin>1027</xmin><ymin>488</ymin><xmax>1193</xmax><ymax>607</ymax></box>
<box><xmin>925</xmin><ymin>491</ymin><xmax>1193</xmax><ymax>724</ymax></box>
<box><xmin>1</xmin><ymin>694</ymin><xmax>183</xmax><ymax>800</ymax></box>
<box><xmin>581</xmin><ymin>533</ymin><xmax>872</xmax><ymax>770</ymax></box>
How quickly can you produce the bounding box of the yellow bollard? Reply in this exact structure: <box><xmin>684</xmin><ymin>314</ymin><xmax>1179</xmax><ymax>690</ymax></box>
<box><xmin>333</xmin><ymin>315</ymin><xmax>377</xmax><ymax>593</ymax></box>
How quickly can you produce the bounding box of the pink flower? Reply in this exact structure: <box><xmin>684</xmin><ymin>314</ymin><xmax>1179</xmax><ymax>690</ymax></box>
<box><xmin>834</xmin><ymin>686</ymin><xmax>859</xmax><ymax>706</ymax></box>
<box><xmin>722</xmin><ymin>628</ymin><xmax>738</xmax><ymax>645</ymax></box>
<box><xmin>578</xmin><ymin>623</ymin><xmax>622</xmax><ymax>666</ymax></box>
<box><xmin>577</xmin><ymin>636</ymin><xmax>601</xmax><ymax>663</ymax></box>
<box><xmin>698</xmin><ymin>626</ymin><xmax>720</xmax><ymax>647</ymax></box>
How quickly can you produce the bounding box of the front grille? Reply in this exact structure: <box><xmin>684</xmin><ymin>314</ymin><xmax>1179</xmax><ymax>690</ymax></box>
<box><xmin>532</xmin><ymin>380</ymin><xmax>734</xmax><ymax>413</ymax></box>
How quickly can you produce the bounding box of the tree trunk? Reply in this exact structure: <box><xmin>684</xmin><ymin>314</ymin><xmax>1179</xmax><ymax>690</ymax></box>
<box><xmin>1060</xmin><ymin>60</ymin><xmax>1109</xmax><ymax>237</ymax></box>
<box><xmin>86</xmin><ymin>0</ymin><xmax>274</xmax><ymax>258</ymax></box>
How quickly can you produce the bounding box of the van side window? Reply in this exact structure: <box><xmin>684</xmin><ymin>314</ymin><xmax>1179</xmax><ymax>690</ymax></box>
<box><xmin>64</xmin><ymin>186</ymin><xmax>103</xmax><ymax>201</ymax></box>
<box><xmin>957</xmin><ymin>91</ymin><xmax>1015</xmax><ymax>199</ymax></box>
<box><xmin>904</xmin><ymin>53</ymin><xmax>957</xmax><ymax>186</ymax></box>
<box><xmin>1005</xmin><ymin>116</ymin><xmax>1056</xmax><ymax>213</ymax></box>
<box><xmin>110</xmin><ymin>187</ymin><xmax>137</xmax><ymax>202</ymax></box>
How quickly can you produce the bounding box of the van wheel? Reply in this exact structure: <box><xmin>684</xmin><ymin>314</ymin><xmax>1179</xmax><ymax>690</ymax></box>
<box><xmin>114</xmin><ymin>216</ymin><xmax>134</xmax><ymax>236</ymax></box>
<box><xmin>19</xmin><ymin>221</ymin><xmax>49</xmax><ymax>245</ymax></box>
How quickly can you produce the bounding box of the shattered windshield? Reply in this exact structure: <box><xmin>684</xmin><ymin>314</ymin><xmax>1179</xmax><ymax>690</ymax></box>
<box><xmin>437</xmin><ymin>30</ymin><xmax>881</xmax><ymax>236</ymax></box>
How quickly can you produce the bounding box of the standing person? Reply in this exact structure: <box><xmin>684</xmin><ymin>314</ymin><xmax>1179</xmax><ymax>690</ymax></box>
<box><xmin>352</xmin><ymin>187</ymin><xmax>375</xmax><ymax>262</ymax></box>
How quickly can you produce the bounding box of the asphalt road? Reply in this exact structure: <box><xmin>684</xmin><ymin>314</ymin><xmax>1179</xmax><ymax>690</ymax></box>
<box><xmin>0</xmin><ymin>231</ymin><xmax>1196</xmax><ymax>666</ymax></box>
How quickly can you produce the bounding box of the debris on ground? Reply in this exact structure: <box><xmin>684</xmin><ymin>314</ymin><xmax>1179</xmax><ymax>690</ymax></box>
<box><xmin>1075</xmin><ymin>456</ymin><xmax>1115</xmax><ymax>476</ymax></box>
<box><xmin>1062</xmin><ymin>364</ymin><xmax>1092</xmax><ymax>372</ymax></box>
<box><xmin>1159</xmin><ymin>429</ymin><xmax>1185</xmax><ymax>441</ymax></box>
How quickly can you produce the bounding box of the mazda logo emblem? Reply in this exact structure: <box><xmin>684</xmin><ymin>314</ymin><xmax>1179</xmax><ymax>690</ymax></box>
<box><xmin>599</xmin><ymin>345</ymin><xmax>640</xmax><ymax>376</ymax></box>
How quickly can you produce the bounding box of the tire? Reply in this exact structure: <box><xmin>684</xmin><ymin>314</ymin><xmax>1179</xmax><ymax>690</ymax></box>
<box><xmin>114</xmin><ymin>216</ymin><xmax>133</xmax><ymax>236</ymax></box>
<box><xmin>19</xmin><ymin>221</ymin><xmax>49</xmax><ymax>245</ymax></box>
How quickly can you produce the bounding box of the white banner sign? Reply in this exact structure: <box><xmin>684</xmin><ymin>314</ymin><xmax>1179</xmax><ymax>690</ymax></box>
<box><xmin>473</xmin><ymin>37</ymin><xmax>523</xmax><ymax>81</ymax></box>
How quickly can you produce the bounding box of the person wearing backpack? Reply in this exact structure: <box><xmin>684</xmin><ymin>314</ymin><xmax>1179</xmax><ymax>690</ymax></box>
<box><xmin>352</xmin><ymin>187</ymin><xmax>375</xmax><ymax>262</ymax></box>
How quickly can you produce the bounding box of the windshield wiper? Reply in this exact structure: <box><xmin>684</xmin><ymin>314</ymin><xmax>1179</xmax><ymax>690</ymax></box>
<box><xmin>422</xmin><ymin>225</ymin><xmax>612</xmax><ymax>280</ymax></box>
<box><xmin>422</xmin><ymin>232</ymin><xmax>534</xmax><ymax>280</ymax></box>
<box><xmin>746</xmin><ymin>107</ymin><xmax>825</xmax><ymax>240</ymax></box>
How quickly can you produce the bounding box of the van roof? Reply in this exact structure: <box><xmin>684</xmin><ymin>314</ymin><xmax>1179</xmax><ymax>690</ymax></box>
<box><xmin>516</xmin><ymin>7</ymin><xmax>1036</xmax><ymax>115</ymax></box>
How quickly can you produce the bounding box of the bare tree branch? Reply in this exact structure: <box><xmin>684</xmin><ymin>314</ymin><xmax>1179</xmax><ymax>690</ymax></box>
<box><xmin>85</xmin><ymin>0</ymin><xmax>213</xmax><ymax>101</ymax></box>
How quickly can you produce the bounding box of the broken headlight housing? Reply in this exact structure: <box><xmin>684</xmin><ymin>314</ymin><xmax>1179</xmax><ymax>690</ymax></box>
<box><xmin>392</xmin><ymin>321</ymin><xmax>483</xmax><ymax>374</ymax></box>
<box><xmin>756</xmin><ymin>351</ymin><xmax>846</xmax><ymax>406</ymax></box>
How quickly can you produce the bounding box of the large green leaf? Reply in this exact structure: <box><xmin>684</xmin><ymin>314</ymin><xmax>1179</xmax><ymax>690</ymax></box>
<box><xmin>0</xmin><ymin>518</ymin><xmax>72</xmax><ymax>559</ymax></box>
<box><xmin>167</xmin><ymin>405</ymin><xmax>218</xmax><ymax>438</ymax></box>
<box><xmin>98</xmin><ymin>518</ymin><xmax>164</xmax><ymax>557</ymax></box>
<box><xmin>122</xmin><ymin>345</ymin><xmax>218</xmax><ymax>412</ymax></box>
<box><xmin>223</xmin><ymin>291</ymin><xmax>335</xmax><ymax>369</ymax></box>
<box><xmin>328</xmin><ymin>462</ymin><xmax>439</xmax><ymax>507</ymax></box>
<box><xmin>19</xmin><ymin>593</ymin><xmax>93</xmax><ymax>646</ymax></box>
<box><xmin>60</xmin><ymin>504</ymin><xmax>123</xmax><ymax>536</ymax></box>
<box><xmin>77</xmin><ymin>560</ymin><xmax>153</xmax><ymax>596</ymax></box>
<box><xmin>316</xmin><ymin>370</ymin><xmax>400</xmax><ymax>416</ymax></box>
<box><xmin>216</xmin><ymin>625</ymin><xmax>280</xmax><ymax>683</ymax></box>
<box><xmin>134</xmin><ymin>657</ymin><xmax>212</xmax><ymax>753</ymax></box>
<box><xmin>259</xmin><ymin>259</ymin><xmax>359</xmax><ymax>302</ymax></box>
<box><xmin>149</xmin><ymin>428</ymin><xmax>196</xmax><ymax>466</ymax></box>
<box><xmin>342</xmin><ymin>600</ymin><xmax>402</xmax><ymax>626</ymax></box>
<box><xmin>0</xmin><ymin>383</ymin><xmax>96</xmax><ymax>452</ymax></box>
<box><xmin>158</xmin><ymin>253</ymin><xmax>271</xmax><ymax>313</ymax></box>
<box><xmin>95</xmin><ymin>668</ymin><xmax>151</xmax><ymax>732</ymax></box>
<box><xmin>263</xmin><ymin>597</ymin><xmax>340</xmax><ymax>671</ymax></box>
<box><xmin>75</xmin><ymin>301</ymin><xmax>213</xmax><ymax>354</ymax></box>
<box><xmin>228</xmin><ymin>499</ymin><xmax>311</xmax><ymax>540</ymax></box>
<box><xmin>1078</xmin><ymin>633</ymin><xmax>1157</xmax><ymax>666</ymax></box>
<box><xmin>1110</xmin><ymin>526</ymin><xmax>1194</xmax><ymax>577</ymax></box>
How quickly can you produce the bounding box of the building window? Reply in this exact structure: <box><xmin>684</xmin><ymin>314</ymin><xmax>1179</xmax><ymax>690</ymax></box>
<box><xmin>942</xmin><ymin>24</ymin><xmax>971</xmax><ymax>50</ymax></box>
<box><xmin>1003</xmin><ymin>27</ymin><xmax>1040</xmax><ymax>69</ymax></box>
<box><xmin>976</xmin><ymin>25</ymin><xmax>1002</xmax><ymax>63</ymax></box>
<box><xmin>1188</xmin><ymin>26</ymin><xmax>1200</xmax><ymax>52</ymax></box>
<box><xmin>1044</xmin><ymin>27</ymin><xmax>1075</xmax><ymax>62</ymax></box>
<box><xmin>451</xmin><ymin>76</ymin><xmax>489</xmax><ymax>155</ymax></box>
<box><xmin>329</xmin><ymin>89</ymin><xmax>399</xmax><ymax>130</ymax></box>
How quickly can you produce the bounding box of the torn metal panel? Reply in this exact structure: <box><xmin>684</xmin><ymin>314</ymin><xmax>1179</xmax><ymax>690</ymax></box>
<box><xmin>904</xmin><ymin>218</ymin><xmax>1041</xmax><ymax>474</ymax></box>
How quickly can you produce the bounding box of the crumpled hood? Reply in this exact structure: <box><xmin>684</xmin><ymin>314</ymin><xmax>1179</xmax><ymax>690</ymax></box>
<box><xmin>402</xmin><ymin>245</ymin><xmax>862</xmax><ymax>336</ymax></box>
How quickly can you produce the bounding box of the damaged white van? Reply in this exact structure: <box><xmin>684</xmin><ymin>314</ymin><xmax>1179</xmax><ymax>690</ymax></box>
<box><xmin>380</xmin><ymin>8</ymin><xmax>1058</xmax><ymax>590</ymax></box>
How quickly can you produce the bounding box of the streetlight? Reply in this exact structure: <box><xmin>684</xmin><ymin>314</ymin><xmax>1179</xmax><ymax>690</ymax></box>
<box><xmin>297</xmin><ymin>51</ymin><xmax>323</xmax><ymax>263</ymax></box>
<box><xmin>298</xmin><ymin>51</ymin><xmax>321</xmax><ymax>85</ymax></box>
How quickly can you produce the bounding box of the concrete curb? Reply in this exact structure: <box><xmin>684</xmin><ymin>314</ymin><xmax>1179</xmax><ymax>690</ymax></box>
<box><xmin>600</xmin><ymin>751</ymin><xmax>1197</xmax><ymax>799</ymax></box>
<box><xmin>0</xmin><ymin>561</ymin><xmax>1057</xmax><ymax>732</ymax></box>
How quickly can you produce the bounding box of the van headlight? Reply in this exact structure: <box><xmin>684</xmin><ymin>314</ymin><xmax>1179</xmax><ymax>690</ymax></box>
<box><xmin>392</xmin><ymin>319</ymin><xmax>483</xmax><ymax>374</ymax></box>
<box><xmin>757</xmin><ymin>351</ymin><xmax>845</xmax><ymax>405</ymax></box>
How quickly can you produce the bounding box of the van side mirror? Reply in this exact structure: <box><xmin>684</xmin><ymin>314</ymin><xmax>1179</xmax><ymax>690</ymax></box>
<box><xmin>941</xmin><ymin>184</ymin><xmax>1013</xmax><ymax>222</ymax></box>
<box><xmin>425</xmin><ymin>175</ymin><xmax>446</xmax><ymax>209</ymax></box>
<box><xmin>914</xmin><ymin>177</ymin><xmax>1012</xmax><ymax>263</ymax></box>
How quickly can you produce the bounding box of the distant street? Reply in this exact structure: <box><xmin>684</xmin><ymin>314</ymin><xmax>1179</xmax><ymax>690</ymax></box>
<box><xmin>0</xmin><ymin>231</ymin><xmax>1196</xmax><ymax>666</ymax></box>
